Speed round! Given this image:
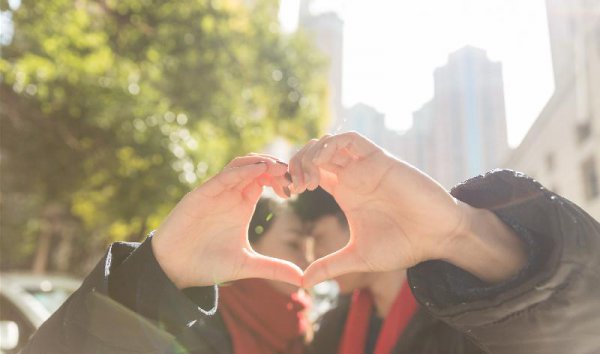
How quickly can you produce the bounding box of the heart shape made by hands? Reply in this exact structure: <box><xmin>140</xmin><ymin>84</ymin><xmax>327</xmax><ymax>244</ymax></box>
<box><xmin>151</xmin><ymin>132</ymin><xmax>467</xmax><ymax>290</ymax></box>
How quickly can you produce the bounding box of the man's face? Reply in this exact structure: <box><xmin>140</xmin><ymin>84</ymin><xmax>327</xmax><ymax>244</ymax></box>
<box><xmin>309</xmin><ymin>215</ymin><xmax>368</xmax><ymax>294</ymax></box>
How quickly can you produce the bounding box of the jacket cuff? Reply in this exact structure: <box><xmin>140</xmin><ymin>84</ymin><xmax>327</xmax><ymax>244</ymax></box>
<box><xmin>407</xmin><ymin>169</ymin><xmax>561</xmax><ymax>320</ymax></box>
<box><xmin>108</xmin><ymin>232</ymin><xmax>218</xmax><ymax>334</ymax></box>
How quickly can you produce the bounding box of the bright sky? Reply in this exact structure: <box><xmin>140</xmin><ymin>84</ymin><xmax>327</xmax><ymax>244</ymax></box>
<box><xmin>279</xmin><ymin>0</ymin><xmax>555</xmax><ymax>147</ymax></box>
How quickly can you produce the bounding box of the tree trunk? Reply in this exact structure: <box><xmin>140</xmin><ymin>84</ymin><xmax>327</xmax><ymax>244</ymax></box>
<box><xmin>32</xmin><ymin>202</ymin><xmax>67</xmax><ymax>273</ymax></box>
<box><xmin>32</xmin><ymin>231</ymin><xmax>52</xmax><ymax>274</ymax></box>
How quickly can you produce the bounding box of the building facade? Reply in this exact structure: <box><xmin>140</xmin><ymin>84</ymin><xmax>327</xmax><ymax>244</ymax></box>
<box><xmin>428</xmin><ymin>46</ymin><xmax>508</xmax><ymax>188</ymax></box>
<box><xmin>336</xmin><ymin>47</ymin><xmax>508</xmax><ymax>190</ymax></box>
<box><xmin>506</xmin><ymin>0</ymin><xmax>600</xmax><ymax>219</ymax></box>
<box><xmin>385</xmin><ymin>46</ymin><xmax>510</xmax><ymax>189</ymax></box>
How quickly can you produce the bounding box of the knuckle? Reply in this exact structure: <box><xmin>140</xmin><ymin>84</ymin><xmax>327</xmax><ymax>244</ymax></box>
<box><xmin>301</xmin><ymin>153</ymin><xmax>313</xmax><ymax>168</ymax></box>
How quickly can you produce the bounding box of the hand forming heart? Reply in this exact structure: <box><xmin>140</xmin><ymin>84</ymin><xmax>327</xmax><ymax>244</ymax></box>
<box><xmin>288</xmin><ymin>132</ymin><xmax>469</xmax><ymax>288</ymax></box>
<box><xmin>152</xmin><ymin>132</ymin><xmax>526</xmax><ymax>290</ymax></box>
<box><xmin>151</xmin><ymin>153</ymin><xmax>303</xmax><ymax>289</ymax></box>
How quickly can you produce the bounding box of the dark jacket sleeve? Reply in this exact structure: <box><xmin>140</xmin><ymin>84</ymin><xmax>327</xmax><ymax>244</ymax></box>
<box><xmin>407</xmin><ymin>169</ymin><xmax>600</xmax><ymax>354</ymax></box>
<box><xmin>21</xmin><ymin>235</ymin><xmax>222</xmax><ymax>353</ymax></box>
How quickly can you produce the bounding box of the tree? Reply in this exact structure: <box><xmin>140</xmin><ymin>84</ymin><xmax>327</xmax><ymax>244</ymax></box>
<box><xmin>0</xmin><ymin>0</ymin><xmax>328</xmax><ymax>273</ymax></box>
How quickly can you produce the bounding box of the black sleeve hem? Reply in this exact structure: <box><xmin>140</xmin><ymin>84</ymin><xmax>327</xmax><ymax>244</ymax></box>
<box><xmin>407</xmin><ymin>169</ymin><xmax>559</xmax><ymax>316</ymax></box>
<box><xmin>108</xmin><ymin>232</ymin><xmax>218</xmax><ymax>334</ymax></box>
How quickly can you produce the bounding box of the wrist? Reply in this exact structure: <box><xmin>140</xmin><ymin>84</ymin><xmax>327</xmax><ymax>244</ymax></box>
<box><xmin>440</xmin><ymin>201</ymin><xmax>527</xmax><ymax>283</ymax></box>
<box><xmin>150</xmin><ymin>234</ymin><xmax>189</xmax><ymax>289</ymax></box>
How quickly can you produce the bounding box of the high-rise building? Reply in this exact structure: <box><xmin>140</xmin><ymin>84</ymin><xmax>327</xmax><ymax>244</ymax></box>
<box><xmin>341</xmin><ymin>103</ymin><xmax>387</xmax><ymax>146</ymax></box>
<box><xmin>336</xmin><ymin>47</ymin><xmax>508</xmax><ymax>189</ymax></box>
<box><xmin>437</xmin><ymin>46</ymin><xmax>508</xmax><ymax>187</ymax></box>
<box><xmin>406</xmin><ymin>101</ymin><xmax>435</xmax><ymax>174</ymax></box>
<box><xmin>406</xmin><ymin>46</ymin><xmax>509</xmax><ymax>188</ymax></box>
<box><xmin>299</xmin><ymin>0</ymin><xmax>344</xmax><ymax>130</ymax></box>
<box><xmin>506</xmin><ymin>0</ymin><xmax>600</xmax><ymax>219</ymax></box>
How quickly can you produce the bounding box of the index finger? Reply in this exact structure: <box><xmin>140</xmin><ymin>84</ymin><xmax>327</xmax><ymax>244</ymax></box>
<box><xmin>198</xmin><ymin>162</ymin><xmax>268</xmax><ymax>198</ymax></box>
<box><xmin>314</xmin><ymin>132</ymin><xmax>380</xmax><ymax>164</ymax></box>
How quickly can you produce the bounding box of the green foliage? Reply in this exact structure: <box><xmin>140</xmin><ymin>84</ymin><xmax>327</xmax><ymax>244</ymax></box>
<box><xmin>0</xmin><ymin>0</ymin><xmax>328</xmax><ymax>272</ymax></box>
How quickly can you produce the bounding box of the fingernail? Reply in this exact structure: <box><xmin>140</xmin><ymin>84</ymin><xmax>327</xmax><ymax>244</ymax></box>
<box><xmin>283</xmin><ymin>186</ymin><xmax>291</xmax><ymax>198</ymax></box>
<box><xmin>284</xmin><ymin>172</ymin><xmax>292</xmax><ymax>183</ymax></box>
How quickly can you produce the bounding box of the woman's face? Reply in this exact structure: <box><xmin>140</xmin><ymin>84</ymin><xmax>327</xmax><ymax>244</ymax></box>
<box><xmin>252</xmin><ymin>207</ymin><xmax>309</xmax><ymax>294</ymax></box>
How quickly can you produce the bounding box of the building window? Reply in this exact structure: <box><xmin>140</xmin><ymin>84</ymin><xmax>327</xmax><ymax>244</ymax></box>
<box><xmin>545</xmin><ymin>152</ymin><xmax>555</xmax><ymax>172</ymax></box>
<box><xmin>582</xmin><ymin>156</ymin><xmax>599</xmax><ymax>201</ymax></box>
<box><xmin>576</xmin><ymin>121</ymin><xmax>592</xmax><ymax>143</ymax></box>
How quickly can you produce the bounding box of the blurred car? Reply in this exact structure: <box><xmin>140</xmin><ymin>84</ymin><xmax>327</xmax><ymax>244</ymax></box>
<box><xmin>0</xmin><ymin>272</ymin><xmax>81</xmax><ymax>353</ymax></box>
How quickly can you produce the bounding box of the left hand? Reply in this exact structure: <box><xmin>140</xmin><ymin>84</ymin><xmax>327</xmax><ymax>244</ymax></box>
<box><xmin>152</xmin><ymin>154</ymin><xmax>302</xmax><ymax>289</ymax></box>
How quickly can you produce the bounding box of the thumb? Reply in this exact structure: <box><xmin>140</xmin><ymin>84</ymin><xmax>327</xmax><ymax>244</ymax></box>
<box><xmin>238</xmin><ymin>251</ymin><xmax>304</xmax><ymax>287</ymax></box>
<box><xmin>303</xmin><ymin>246</ymin><xmax>363</xmax><ymax>288</ymax></box>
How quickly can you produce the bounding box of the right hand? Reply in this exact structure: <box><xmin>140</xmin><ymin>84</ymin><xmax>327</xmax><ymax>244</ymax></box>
<box><xmin>289</xmin><ymin>132</ymin><xmax>468</xmax><ymax>287</ymax></box>
<box><xmin>151</xmin><ymin>154</ymin><xmax>302</xmax><ymax>289</ymax></box>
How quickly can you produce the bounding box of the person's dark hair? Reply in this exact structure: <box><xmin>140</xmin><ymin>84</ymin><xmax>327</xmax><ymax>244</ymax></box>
<box><xmin>292</xmin><ymin>187</ymin><xmax>347</xmax><ymax>228</ymax></box>
<box><xmin>248</xmin><ymin>198</ymin><xmax>280</xmax><ymax>244</ymax></box>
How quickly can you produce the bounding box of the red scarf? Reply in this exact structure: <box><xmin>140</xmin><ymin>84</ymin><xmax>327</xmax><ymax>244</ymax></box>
<box><xmin>219</xmin><ymin>279</ymin><xmax>309</xmax><ymax>354</ymax></box>
<box><xmin>338</xmin><ymin>281</ymin><xmax>418</xmax><ymax>354</ymax></box>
